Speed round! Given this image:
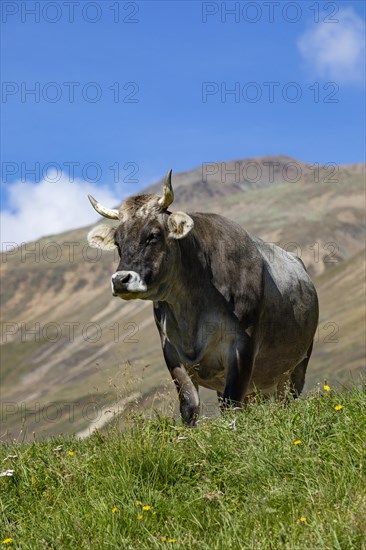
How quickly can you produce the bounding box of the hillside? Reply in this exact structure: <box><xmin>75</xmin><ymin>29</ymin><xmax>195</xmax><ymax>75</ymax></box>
<box><xmin>0</xmin><ymin>387</ymin><xmax>365</xmax><ymax>548</ymax></box>
<box><xmin>1</xmin><ymin>156</ymin><xmax>365</xmax><ymax>440</ymax></box>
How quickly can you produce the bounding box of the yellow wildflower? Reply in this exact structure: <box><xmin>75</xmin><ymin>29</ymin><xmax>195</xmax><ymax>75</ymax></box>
<box><xmin>2</xmin><ymin>539</ymin><xmax>13</xmax><ymax>545</ymax></box>
<box><xmin>142</xmin><ymin>505</ymin><xmax>152</xmax><ymax>511</ymax></box>
<box><xmin>161</xmin><ymin>537</ymin><xmax>167</xmax><ymax>542</ymax></box>
<box><xmin>67</xmin><ymin>451</ymin><xmax>75</xmax><ymax>457</ymax></box>
<box><xmin>323</xmin><ymin>385</ymin><xmax>331</xmax><ymax>391</ymax></box>
<box><xmin>112</xmin><ymin>507</ymin><xmax>118</xmax><ymax>513</ymax></box>
<box><xmin>135</xmin><ymin>499</ymin><xmax>142</xmax><ymax>506</ymax></box>
<box><xmin>168</xmin><ymin>539</ymin><xmax>176</xmax><ymax>543</ymax></box>
<box><xmin>334</xmin><ymin>405</ymin><xmax>343</xmax><ymax>411</ymax></box>
<box><xmin>293</xmin><ymin>439</ymin><xmax>302</xmax><ymax>445</ymax></box>
<box><xmin>299</xmin><ymin>517</ymin><xmax>307</xmax><ymax>523</ymax></box>
<box><xmin>137</xmin><ymin>514</ymin><xmax>143</xmax><ymax>521</ymax></box>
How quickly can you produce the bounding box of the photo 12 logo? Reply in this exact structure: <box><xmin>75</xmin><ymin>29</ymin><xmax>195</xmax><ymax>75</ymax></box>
<box><xmin>200</xmin><ymin>320</ymin><xmax>340</xmax><ymax>344</ymax></box>
<box><xmin>1</xmin><ymin>320</ymin><xmax>139</xmax><ymax>344</ymax></box>
<box><xmin>1</xmin><ymin>240</ymin><xmax>121</xmax><ymax>264</ymax></box>
<box><xmin>1</xmin><ymin>161</ymin><xmax>139</xmax><ymax>184</ymax></box>
<box><xmin>201</xmin><ymin>161</ymin><xmax>339</xmax><ymax>184</ymax></box>
<box><xmin>1</xmin><ymin>1</ymin><xmax>140</xmax><ymax>24</ymax></box>
<box><xmin>1</xmin><ymin>81</ymin><xmax>139</xmax><ymax>104</ymax></box>
<box><xmin>201</xmin><ymin>2</ymin><xmax>340</xmax><ymax>24</ymax></box>
<box><xmin>201</xmin><ymin>81</ymin><xmax>339</xmax><ymax>104</ymax></box>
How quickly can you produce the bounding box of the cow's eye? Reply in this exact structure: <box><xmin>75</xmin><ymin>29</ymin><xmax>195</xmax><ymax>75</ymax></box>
<box><xmin>146</xmin><ymin>232</ymin><xmax>160</xmax><ymax>244</ymax></box>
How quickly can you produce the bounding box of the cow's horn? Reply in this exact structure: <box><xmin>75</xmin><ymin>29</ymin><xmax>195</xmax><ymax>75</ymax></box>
<box><xmin>88</xmin><ymin>195</ymin><xmax>120</xmax><ymax>220</ymax></box>
<box><xmin>159</xmin><ymin>169</ymin><xmax>174</xmax><ymax>209</ymax></box>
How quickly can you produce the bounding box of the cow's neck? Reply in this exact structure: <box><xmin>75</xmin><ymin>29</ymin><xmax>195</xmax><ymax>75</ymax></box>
<box><xmin>163</xmin><ymin>238</ymin><xmax>213</xmax><ymax>317</ymax></box>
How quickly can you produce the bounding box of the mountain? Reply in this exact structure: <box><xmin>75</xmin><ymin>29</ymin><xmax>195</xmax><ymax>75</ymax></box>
<box><xmin>1</xmin><ymin>156</ymin><xmax>365</xmax><ymax>441</ymax></box>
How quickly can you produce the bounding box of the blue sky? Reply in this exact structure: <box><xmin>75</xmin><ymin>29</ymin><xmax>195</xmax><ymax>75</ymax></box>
<box><xmin>1</xmin><ymin>0</ymin><xmax>365</xmax><ymax>244</ymax></box>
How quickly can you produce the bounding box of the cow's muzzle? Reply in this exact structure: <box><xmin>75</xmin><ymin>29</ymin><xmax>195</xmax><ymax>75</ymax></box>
<box><xmin>111</xmin><ymin>271</ymin><xmax>147</xmax><ymax>296</ymax></box>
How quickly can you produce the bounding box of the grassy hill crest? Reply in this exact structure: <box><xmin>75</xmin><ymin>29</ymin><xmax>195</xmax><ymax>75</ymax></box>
<box><xmin>0</xmin><ymin>386</ymin><xmax>365</xmax><ymax>548</ymax></box>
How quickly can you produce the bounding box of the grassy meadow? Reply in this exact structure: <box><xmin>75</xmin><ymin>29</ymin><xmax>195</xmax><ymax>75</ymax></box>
<box><xmin>1</xmin><ymin>384</ymin><xmax>365</xmax><ymax>549</ymax></box>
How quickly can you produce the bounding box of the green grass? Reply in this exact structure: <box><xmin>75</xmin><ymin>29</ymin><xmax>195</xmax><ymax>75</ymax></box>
<box><xmin>1</xmin><ymin>386</ymin><xmax>365</xmax><ymax>549</ymax></box>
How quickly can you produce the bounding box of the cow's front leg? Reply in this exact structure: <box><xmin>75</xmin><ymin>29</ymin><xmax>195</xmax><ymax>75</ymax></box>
<box><xmin>222</xmin><ymin>336</ymin><xmax>255</xmax><ymax>410</ymax></box>
<box><xmin>170</xmin><ymin>366</ymin><xmax>200</xmax><ymax>427</ymax></box>
<box><xmin>163</xmin><ymin>342</ymin><xmax>200</xmax><ymax>426</ymax></box>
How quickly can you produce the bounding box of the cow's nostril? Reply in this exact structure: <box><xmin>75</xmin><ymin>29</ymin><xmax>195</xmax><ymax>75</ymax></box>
<box><xmin>120</xmin><ymin>273</ymin><xmax>131</xmax><ymax>284</ymax></box>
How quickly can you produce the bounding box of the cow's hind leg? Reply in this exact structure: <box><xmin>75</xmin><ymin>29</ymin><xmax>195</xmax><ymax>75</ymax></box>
<box><xmin>290</xmin><ymin>341</ymin><xmax>314</xmax><ymax>398</ymax></box>
<box><xmin>221</xmin><ymin>335</ymin><xmax>255</xmax><ymax>409</ymax></box>
<box><xmin>275</xmin><ymin>341</ymin><xmax>314</xmax><ymax>400</ymax></box>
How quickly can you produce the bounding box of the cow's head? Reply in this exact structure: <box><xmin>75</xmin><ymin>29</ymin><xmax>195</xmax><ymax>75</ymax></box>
<box><xmin>87</xmin><ymin>170</ymin><xmax>194</xmax><ymax>300</ymax></box>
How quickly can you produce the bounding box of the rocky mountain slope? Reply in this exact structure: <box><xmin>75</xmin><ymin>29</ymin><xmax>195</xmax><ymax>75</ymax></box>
<box><xmin>1</xmin><ymin>156</ymin><xmax>365</xmax><ymax>440</ymax></box>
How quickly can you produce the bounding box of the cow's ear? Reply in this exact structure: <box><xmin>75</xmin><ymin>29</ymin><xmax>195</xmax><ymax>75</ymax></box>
<box><xmin>87</xmin><ymin>224</ymin><xmax>116</xmax><ymax>250</ymax></box>
<box><xmin>167</xmin><ymin>212</ymin><xmax>194</xmax><ymax>239</ymax></box>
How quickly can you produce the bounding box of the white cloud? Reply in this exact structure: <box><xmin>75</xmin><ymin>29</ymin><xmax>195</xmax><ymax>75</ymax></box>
<box><xmin>1</xmin><ymin>175</ymin><xmax>121</xmax><ymax>247</ymax></box>
<box><xmin>298</xmin><ymin>7</ymin><xmax>365</xmax><ymax>84</ymax></box>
